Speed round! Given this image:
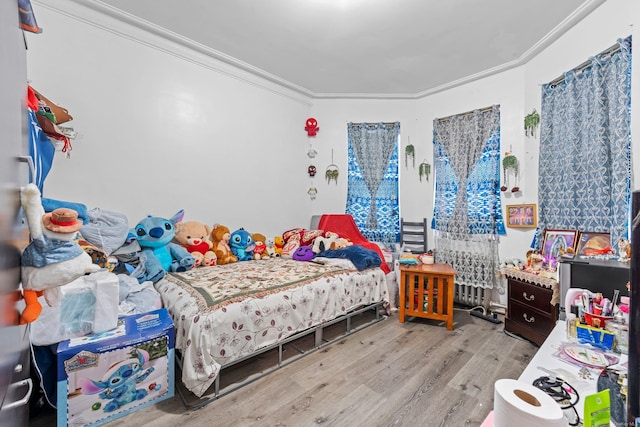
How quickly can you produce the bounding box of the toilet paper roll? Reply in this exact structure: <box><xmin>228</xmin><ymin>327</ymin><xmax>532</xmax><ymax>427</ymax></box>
<box><xmin>494</xmin><ymin>379</ymin><xmax>567</xmax><ymax>427</ymax></box>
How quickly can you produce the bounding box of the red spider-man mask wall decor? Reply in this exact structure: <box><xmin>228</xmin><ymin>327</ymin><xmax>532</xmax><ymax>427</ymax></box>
<box><xmin>305</xmin><ymin>117</ymin><xmax>319</xmax><ymax>136</ymax></box>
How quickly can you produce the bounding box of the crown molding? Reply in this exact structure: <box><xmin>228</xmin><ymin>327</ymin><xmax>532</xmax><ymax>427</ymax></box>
<box><xmin>35</xmin><ymin>0</ymin><xmax>607</xmax><ymax>101</ymax></box>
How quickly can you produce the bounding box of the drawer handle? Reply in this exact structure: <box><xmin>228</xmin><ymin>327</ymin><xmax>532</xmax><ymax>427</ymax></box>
<box><xmin>523</xmin><ymin>313</ymin><xmax>535</xmax><ymax>323</ymax></box>
<box><xmin>522</xmin><ymin>292</ymin><xmax>535</xmax><ymax>302</ymax></box>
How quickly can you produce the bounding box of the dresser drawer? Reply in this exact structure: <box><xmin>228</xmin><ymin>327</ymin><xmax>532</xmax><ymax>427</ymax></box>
<box><xmin>508</xmin><ymin>299</ymin><xmax>556</xmax><ymax>335</ymax></box>
<box><xmin>508</xmin><ymin>279</ymin><xmax>553</xmax><ymax>314</ymax></box>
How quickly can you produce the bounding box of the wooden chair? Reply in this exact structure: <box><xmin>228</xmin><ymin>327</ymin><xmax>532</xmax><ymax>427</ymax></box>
<box><xmin>400</xmin><ymin>218</ymin><xmax>428</xmax><ymax>254</ymax></box>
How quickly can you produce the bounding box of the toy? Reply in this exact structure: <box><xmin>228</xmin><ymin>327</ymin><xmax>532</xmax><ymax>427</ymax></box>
<box><xmin>252</xmin><ymin>233</ymin><xmax>270</xmax><ymax>260</ymax></box>
<box><xmin>305</xmin><ymin>117</ymin><xmax>319</xmax><ymax>136</ymax></box>
<box><xmin>131</xmin><ymin>210</ymin><xmax>195</xmax><ymax>283</ymax></box>
<box><xmin>79</xmin><ymin>349</ymin><xmax>156</xmax><ymax>413</ymax></box>
<box><xmin>20</xmin><ymin>183</ymin><xmax>100</xmax><ymax>324</ymax></box>
<box><xmin>312</xmin><ymin>235</ymin><xmax>338</xmax><ymax>254</ymax></box>
<box><xmin>618</xmin><ymin>238</ymin><xmax>631</xmax><ymax>262</ymax></box>
<box><xmin>273</xmin><ymin>236</ymin><xmax>284</xmax><ymax>257</ymax></box>
<box><xmin>210</xmin><ymin>224</ymin><xmax>238</xmax><ymax>265</ymax></box>
<box><xmin>265</xmin><ymin>238</ymin><xmax>276</xmax><ymax>258</ymax></box>
<box><xmin>230</xmin><ymin>228</ymin><xmax>255</xmax><ymax>261</ymax></box>
<box><xmin>173</xmin><ymin>221</ymin><xmax>217</xmax><ymax>267</ymax></box>
<box><xmin>331</xmin><ymin>237</ymin><xmax>352</xmax><ymax>250</ymax></box>
<box><xmin>292</xmin><ymin>245</ymin><xmax>314</xmax><ymax>261</ymax></box>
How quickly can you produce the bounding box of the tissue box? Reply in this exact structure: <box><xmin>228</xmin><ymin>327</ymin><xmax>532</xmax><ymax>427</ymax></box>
<box><xmin>56</xmin><ymin>308</ymin><xmax>175</xmax><ymax>427</ymax></box>
<box><xmin>30</xmin><ymin>271</ymin><xmax>120</xmax><ymax>346</ymax></box>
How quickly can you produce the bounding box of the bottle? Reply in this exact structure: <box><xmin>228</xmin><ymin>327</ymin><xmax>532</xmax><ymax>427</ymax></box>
<box><xmin>566</xmin><ymin>313</ymin><xmax>577</xmax><ymax>340</ymax></box>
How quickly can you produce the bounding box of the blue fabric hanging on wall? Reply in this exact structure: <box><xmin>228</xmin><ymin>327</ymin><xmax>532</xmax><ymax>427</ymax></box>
<box><xmin>28</xmin><ymin>109</ymin><xmax>55</xmax><ymax>194</ymax></box>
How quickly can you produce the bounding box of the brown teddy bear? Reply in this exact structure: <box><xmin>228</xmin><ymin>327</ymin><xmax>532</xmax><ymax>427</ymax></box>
<box><xmin>173</xmin><ymin>221</ymin><xmax>217</xmax><ymax>267</ymax></box>
<box><xmin>252</xmin><ymin>233</ymin><xmax>270</xmax><ymax>260</ymax></box>
<box><xmin>211</xmin><ymin>224</ymin><xmax>238</xmax><ymax>265</ymax></box>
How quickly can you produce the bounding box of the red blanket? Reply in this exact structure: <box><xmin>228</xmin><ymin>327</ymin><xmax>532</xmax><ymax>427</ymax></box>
<box><xmin>317</xmin><ymin>214</ymin><xmax>391</xmax><ymax>274</ymax></box>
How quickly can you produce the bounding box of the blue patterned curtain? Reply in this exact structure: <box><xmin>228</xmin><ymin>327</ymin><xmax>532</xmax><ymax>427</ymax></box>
<box><xmin>432</xmin><ymin>105</ymin><xmax>504</xmax><ymax>291</ymax></box>
<box><xmin>346</xmin><ymin>122</ymin><xmax>400</xmax><ymax>244</ymax></box>
<box><xmin>533</xmin><ymin>37</ymin><xmax>632</xmax><ymax>251</ymax></box>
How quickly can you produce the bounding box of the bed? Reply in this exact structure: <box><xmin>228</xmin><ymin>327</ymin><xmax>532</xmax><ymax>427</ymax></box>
<box><xmin>153</xmin><ymin>256</ymin><xmax>389</xmax><ymax>404</ymax></box>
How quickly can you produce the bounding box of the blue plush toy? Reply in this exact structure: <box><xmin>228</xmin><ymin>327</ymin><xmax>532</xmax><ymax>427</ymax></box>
<box><xmin>131</xmin><ymin>210</ymin><xmax>195</xmax><ymax>283</ymax></box>
<box><xmin>230</xmin><ymin>228</ymin><xmax>255</xmax><ymax>261</ymax></box>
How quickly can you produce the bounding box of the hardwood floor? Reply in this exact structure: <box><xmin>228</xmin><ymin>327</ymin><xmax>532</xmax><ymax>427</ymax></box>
<box><xmin>30</xmin><ymin>309</ymin><xmax>537</xmax><ymax>427</ymax></box>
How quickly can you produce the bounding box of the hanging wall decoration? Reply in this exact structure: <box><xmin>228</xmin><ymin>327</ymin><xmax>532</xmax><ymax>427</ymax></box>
<box><xmin>524</xmin><ymin>109</ymin><xmax>540</xmax><ymax>137</ymax></box>
<box><xmin>501</xmin><ymin>152</ymin><xmax>520</xmax><ymax>192</ymax></box>
<box><xmin>305</xmin><ymin>117</ymin><xmax>320</xmax><ymax>136</ymax></box>
<box><xmin>418</xmin><ymin>160</ymin><xmax>431</xmax><ymax>182</ymax></box>
<box><xmin>325</xmin><ymin>149</ymin><xmax>339</xmax><ymax>185</ymax></box>
<box><xmin>308</xmin><ymin>165</ymin><xmax>316</xmax><ymax>177</ymax></box>
<box><xmin>405</xmin><ymin>138</ymin><xmax>415</xmax><ymax>168</ymax></box>
<box><xmin>307</xmin><ymin>186</ymin><xmax>318</xmax><ymax>200</ymax></box>
<box><xmin>307</xmin><ymin>146</ymin><xmax>317</xmax><ymax>158</ymax></box>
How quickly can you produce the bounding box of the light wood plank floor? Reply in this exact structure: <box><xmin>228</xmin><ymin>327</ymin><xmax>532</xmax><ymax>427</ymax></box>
<box><xmin>30</xmin><ymin>309</ymin><xmax>537</xmax><ymax>427</ymax></box>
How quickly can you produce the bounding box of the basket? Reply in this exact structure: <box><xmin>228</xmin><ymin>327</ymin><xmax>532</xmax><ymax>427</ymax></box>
<box><xmin>583</xmin><ymin>312</ymin><xmax>613</xmax><ymax>329</ymax></box>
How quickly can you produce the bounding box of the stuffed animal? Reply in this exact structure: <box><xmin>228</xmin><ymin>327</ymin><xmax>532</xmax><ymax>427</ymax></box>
<box><xmin>131</xmin><ymin>210</ymin><xmax>195</xmax><ymax>283</ymax></box>
<box><xmin>312</xmin><ymin>235</ymin><xmax>339</xmax><ymax>254</ymax></box>
<box><xmin>230</xmin><ymin>228</ymin><xmax>255</xmax><ymax>261</ymax></box>
<box><xmin>174</xmin><ymin>221</ymin><xmax>217</xmax><ymax>267</ymax></box>
<box><xmin>19</xmin><ymin>184</ymin><xmax>100</xmax><ymax>324</ymax></box>
<box><xmin>330</xmin><ymin>237</ymin><xmax>353</xmax><ymax>250</ymax></box>
<box><xmin>79</xmin><ymin>349</ymin><xmax>156</xmax><ymax>413</ymax></box>
<box><xmin>292</xmin><ymin>245</ymin><xmax>314</xmax><ymax>261</ymax></box>
<box><xmin>273</xmin><ymin>236</ymin><xmax>284</xmax><ymax>256</ymax></box>
<box><xmin>265</xmin><ymin>238</ymin><xmax>276</xmax><ymax>258</ymax></box>
<box><xmin>210</xmin><ymin>224</ymin><xmax>238</xmax><ymax>265</ymax></box>
<box><xmin>252</xmin><ymin>233</ymin><xmax>270</xmax><ymax>260</ymax></box>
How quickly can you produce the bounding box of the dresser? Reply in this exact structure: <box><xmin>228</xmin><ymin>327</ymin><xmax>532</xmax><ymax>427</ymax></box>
<box><xmin>502</xmin><ymin>269</ymin><xmax>559</xmax><ymax>346</ymax></box>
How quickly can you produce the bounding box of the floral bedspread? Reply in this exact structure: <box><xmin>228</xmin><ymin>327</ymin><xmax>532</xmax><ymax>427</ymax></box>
<box><xmin>154</xmin><ymin>258</ymin><xmax>388</xmax><ymax>397</ymax></box>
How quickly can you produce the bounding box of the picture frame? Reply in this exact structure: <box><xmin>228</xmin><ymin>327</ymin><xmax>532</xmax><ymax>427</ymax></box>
<box><xmin>541</xmin><ymin>229</ymin><xmax>578</xmax><ymax>269</ymax></box>
<box><xmin>505</xmin><ymin>204</ymin><xmax>537</xmax><ymax>228</ymax></box>
<box><xmin>576</xmin><ymin>231</ymin><xmax>612</xmax><ymax>257</ymax></box>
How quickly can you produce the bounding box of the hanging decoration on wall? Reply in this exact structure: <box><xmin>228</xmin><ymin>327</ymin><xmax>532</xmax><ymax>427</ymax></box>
<box><xmin>524</xmin><ymin>109</ymin><xmax>540</xmax><ymax>137</ymax></box>
<box><xmin>501</xmin><ymin>152</ymin><xmax>520</xmax><ymax>192</ymax></box>
<box><xmin>308</xmin><ymin>165</ymin><xmax>316</xmax><ymax>177</ymax></box>
<box><xmin>418</xmin><ymin>160</ymin><xmax>431</xmax><ymax>182</ymax></box>
<box><xmin>325</xmin><ymin>149</ymin><xmax>339</xmax><ymax>185</ymax></box>
<box><xmin>307</xmin><ymin>146</ymin><xmax>317</xmax><ymax>158</ymax></box>
<box><xmin>405</xmin><ymin>137</ymin><xmax>415</xmax><ymax>168</ymax></box>
<box><xmin>307</xmin><ymin>186</ymin><xmax>318</xmax><ymax>200</ymax></box>
<box><xmin>305</xmin><ymin>117</ymin><xmax>320</xmax><ymax>136</ymax></box>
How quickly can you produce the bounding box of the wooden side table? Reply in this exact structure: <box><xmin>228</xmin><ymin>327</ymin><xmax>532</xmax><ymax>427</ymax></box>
<box><xmin>398</xmin><ymin>263</ymin><xmax>457</xmax><ymax>330</ymax></box>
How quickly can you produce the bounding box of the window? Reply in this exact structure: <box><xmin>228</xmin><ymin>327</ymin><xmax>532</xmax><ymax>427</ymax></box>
<box><xmin>345</xmin><ymin>122</ymin><xmax>400</xmax><ymax>245</ymax></box>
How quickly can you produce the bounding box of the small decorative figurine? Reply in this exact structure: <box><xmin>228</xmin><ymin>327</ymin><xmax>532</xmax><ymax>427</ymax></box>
<box><xmin>305</xmin><ymin>117</ymin><xmax>319</xmax><ymax>136</ymax></box>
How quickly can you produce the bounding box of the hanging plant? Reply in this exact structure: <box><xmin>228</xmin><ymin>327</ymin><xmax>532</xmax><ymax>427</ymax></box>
<box><xmin>502</xmin><ymin>152</ymin><xmax>520</xmax><ymax>192</ymax></box>
<box><xmin>418</xmin><ymin>161</ymin><xmax>431</xmax><ymax>182</ymax></box>
<box><xmin>405</xmin><ymin>144</ymin><xmax>415</xmax><ymax>168</ymax></box>
<box><xmin>524</xmin><ymin>109</ymin><xmax>540</xmax><ymax>137</ymax></box>
<box><xmin>325</xmin><ymin>167</ymin><xmax>339</xmax><ymax>185</ymax></box>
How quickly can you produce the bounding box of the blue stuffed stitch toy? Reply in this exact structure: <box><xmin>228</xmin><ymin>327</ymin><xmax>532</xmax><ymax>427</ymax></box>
<box><xmin>230</xmin><ymin>228</ymin><xmax>255</xmax><ymax>261</ymax></box>
<box><xmin>131</xmin><ymin>210</ymin><xmax>195</xmax><ymax>283</ymax></box>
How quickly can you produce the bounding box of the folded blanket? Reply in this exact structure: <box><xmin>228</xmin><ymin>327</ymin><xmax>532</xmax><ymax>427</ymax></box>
<box><xmin>316</xmin><ymin>245</ymin><xmax>382</xmax><ymax>271</ymax></box>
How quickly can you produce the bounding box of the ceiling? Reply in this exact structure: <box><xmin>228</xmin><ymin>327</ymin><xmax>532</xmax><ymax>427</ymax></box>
<box><xmin>92</xmin><ymin>0</ymin><xmax>601</xmax><ymax>98</ymax></box>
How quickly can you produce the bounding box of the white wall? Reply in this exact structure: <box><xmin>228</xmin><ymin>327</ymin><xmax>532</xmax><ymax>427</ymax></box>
<box><xmin>25</xmin><ymin>1</ymin><xmax>313</xmax><ymax>239</ymax></box>
<box><xmin>24</xmin><ymin>0</ymin><xmax>637</xmax><ymax>257</ymax></box>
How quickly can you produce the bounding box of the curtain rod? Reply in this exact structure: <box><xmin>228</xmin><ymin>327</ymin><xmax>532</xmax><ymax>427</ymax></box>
<box><xmin>348</xmin><ymin>121</ymin><xmax>399</xmax><ymax>126</ymax></box>
<box><xmin>436</xmin><ymin>105</ymin><xmax>496</xmax><ymax>122</ymax></box>
<box><xmin>547</xmin><ymin>41</ymin><xmax>623</xmax><ymax>87</ymax></box>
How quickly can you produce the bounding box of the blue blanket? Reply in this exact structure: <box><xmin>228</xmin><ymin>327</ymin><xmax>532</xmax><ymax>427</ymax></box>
<box><xmin>317</xmin><ymin>245</ymin><xmax>382</xmax><ymax>271</ymax></box>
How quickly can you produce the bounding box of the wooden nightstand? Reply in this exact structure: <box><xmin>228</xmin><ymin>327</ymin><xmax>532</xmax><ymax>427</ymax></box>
<box><xmin>503</xmin><ymin>271</ymin><xmax>559</xmax><ymax>346</ymax></box>
<box><xmin>398</xmin><ymin>263</ymin><xmax>456</xmax><ymax>330</ymax></box>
